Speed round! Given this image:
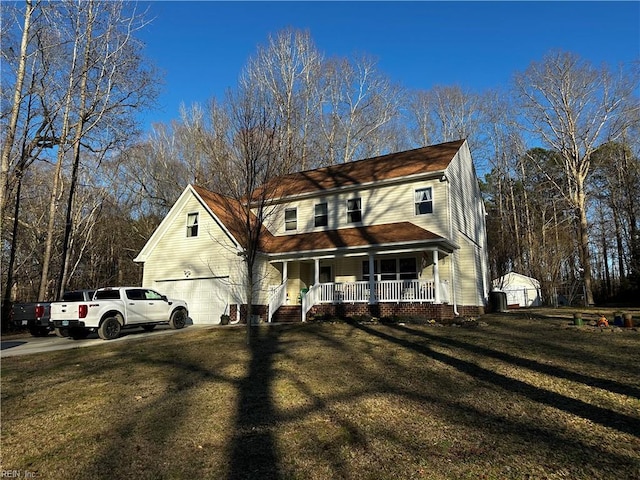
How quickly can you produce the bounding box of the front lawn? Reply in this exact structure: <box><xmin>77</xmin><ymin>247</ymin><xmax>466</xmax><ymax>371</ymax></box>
<box><xmin>1</xmin><ymin>310</ymin><xmax>639</xmax><ymax>479</ymax></box>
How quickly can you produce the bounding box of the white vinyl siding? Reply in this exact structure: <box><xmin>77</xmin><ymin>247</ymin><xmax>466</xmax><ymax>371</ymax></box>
<box><xmin>445</xmin><ymin>143</ymin><xmax>490</xmax><ymax>306</ymax></box>
<box><xmin>268</xmin><ymin>180</ymin><xmax>448</xmax><ymax>237</ymax></box>
<box><xmin>141</xmin><ymin>194</ymin><xmax>242</xmax><ymax>299</ymax></box>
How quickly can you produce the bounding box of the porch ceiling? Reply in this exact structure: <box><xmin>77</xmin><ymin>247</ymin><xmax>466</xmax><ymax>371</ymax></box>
<box><xmin>262</xmin><ymin>222</ymin><xmax>457</xmax><ymax>258</ymax></box>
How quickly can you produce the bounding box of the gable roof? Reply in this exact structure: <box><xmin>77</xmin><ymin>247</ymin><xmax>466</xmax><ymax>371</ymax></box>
<box><xmin>492</xmin><ymin>272</ymin><xmax>541</xmax><ymax>289</ymax></box>
<box><xmin>134</xmin><ymin>184</ymin><xmax>244</xmax><ymax>263</ymax></box>
<box><xmin>256</xmin><ymin>139</ymin><xmax>465</xmax><ymax>200</ymax></box>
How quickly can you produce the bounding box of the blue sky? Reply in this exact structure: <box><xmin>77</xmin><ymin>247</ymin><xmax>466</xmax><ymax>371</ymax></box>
<box><xmin>137</xmin><ymin>1</ymin><xmax>640</xmax><ymax>130</ymax></box>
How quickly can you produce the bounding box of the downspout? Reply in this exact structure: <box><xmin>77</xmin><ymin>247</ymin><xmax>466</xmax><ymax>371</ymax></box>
<box><xmin>444</xmin><ymin>172</ymin><xmax>459</xmax><ymax>316</ymax></box>
<box><xmin>451</xmin><ymin>251</ymin><xmax>459</xmax><ymax>316</ymax></box>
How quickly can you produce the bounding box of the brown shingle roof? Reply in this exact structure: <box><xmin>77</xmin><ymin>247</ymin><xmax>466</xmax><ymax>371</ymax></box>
<box><xmin>192</xmin><ymin>185</ymin><xmax>259</xmax><ymax>247</ymax></box>
<box><xmin>257</xmin><ymin>139</ymin><xmax>465</xmax><ymax>199</ymax></box>
<box><xmin>261</xmin><ymin>222</ymin><xmax>445</xmax><ymax>254</ymax></box>
<box><xmin>192</xmin><ymin>140</ymin><xmax>464</xmax><ymax>254</ymax></box>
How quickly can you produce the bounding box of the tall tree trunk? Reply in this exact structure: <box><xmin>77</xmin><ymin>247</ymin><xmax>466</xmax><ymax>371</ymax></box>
<box><xmin>612</xmin><ymin>202</ymin><xmax>625</xmax><ymax>282</ymax></box>
<box><xmin>576</xmin><ymin>184</ymin><xmax>595</xmax><ymax>305</ymax></box>
<box><xmin>57</xmin><ymin>0</ymin><xmax>94</xmax><ymax>296</ymax></box>
<box><xmin>508</xmin><ymin>179</ymin><xmax>522</xmax><ymax>271</ymax></box>
<box><xmin>38</xmin><ymin>1</ymin><xmax>82</xmax><ymax>300</ymax></box>
<box><xmin>1</xmin><ymin>173</ymin><xmax>24</xmax><ymax>328</ymax></box>
<box><xmin>1</xmin><ymin>0</ymin><xmax>35</xmax><ymax>233</ymax></box>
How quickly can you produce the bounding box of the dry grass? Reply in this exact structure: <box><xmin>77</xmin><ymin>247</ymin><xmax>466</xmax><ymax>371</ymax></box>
<box><xmin>1</xmin><ymin>309</ymin><xmax>639</xmax><ymax>479</ymax></box>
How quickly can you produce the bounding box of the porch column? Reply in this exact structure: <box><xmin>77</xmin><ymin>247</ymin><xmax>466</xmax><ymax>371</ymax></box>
<box><xmin>283</xmin><ymin>261</ymin><xmax>288</xmax><ymax>304</ymax></box>
<box><xmin>368</xmin><ymin>253</ymin><xmax>376</xmax><ymax>304</ymax></box>
<box><xmin>433</xmin><ymin>250</ymin><xmax>441</xmax><ymax>304</ymax></box>
<box><xmin>314</xmin><ymin>258</ymin><xmax>320</xmax><ymax>285</ymax></box>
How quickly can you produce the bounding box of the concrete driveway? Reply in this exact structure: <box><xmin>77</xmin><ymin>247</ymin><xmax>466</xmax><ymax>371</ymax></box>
<box><xmin>1</xmin><ymin>324</ymin><xmax>206</xmax><ymax>358</ymax></box>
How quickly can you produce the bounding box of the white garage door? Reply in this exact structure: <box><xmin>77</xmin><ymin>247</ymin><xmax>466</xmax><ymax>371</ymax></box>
<box><xmin>154</xmin><ymin>277</ymin><xmax>230</xmax><ymax>325</ymax></box>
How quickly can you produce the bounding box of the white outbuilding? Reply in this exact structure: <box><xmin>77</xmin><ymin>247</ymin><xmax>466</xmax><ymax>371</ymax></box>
<box><xmin>492</xmin><ymin>272</ymin><xmax>542</xmax><ymax>308</ymax></box>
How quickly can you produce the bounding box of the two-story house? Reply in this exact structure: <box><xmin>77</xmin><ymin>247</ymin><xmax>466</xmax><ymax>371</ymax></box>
<box><xmin>134</xmin><ymin>139</ymin><xmax>489</xmax><ymax>323</ymax></box>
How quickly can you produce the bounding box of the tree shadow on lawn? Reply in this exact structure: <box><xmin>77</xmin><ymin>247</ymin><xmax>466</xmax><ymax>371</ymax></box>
<box><xmin>76</xmin><ymin>353</ymin><xmax>236</xmax><ymax>479</ymax></box>
<box><xmin>296</xmin><ymin>324</ymin><xmax>640</xmax><ymax>477</ymax></box>
<box><xmin>352</xmin><ymin>323</ymin><xmax>640</xmax><ymax>438</ymax></box>
<box><xmin>392</xmin><ymin>324</ymin><xmax>640</xmax><ymax>400</ymax></box>
<box><xmin>227</xmin><ymin>326</ymin><xmax>281</xmax><ymax>480</ymax></box>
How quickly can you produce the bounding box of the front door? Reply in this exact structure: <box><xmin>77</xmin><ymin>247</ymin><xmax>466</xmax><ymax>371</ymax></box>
<box><xmin>319</xmin><ymin>266</ymin><xmax>332</xmax><ymax>283</ymax></box>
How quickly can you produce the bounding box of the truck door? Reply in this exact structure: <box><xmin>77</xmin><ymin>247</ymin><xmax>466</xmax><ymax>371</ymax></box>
<box><xmin>143</xmin><ymin>289</ymin><xmax>169</xmax><ymax>322</ymax></box>
<box><xmin>124</xmin><ymin>289</ymin><xmax>148</xmax><ymax>324</ymax></box>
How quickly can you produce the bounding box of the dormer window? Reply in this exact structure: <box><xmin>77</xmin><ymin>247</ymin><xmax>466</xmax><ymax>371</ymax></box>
<box><xmin>285</xmin><ymin>208</ymin><xmax>297</xmax><ymax>231</ymax></box>
<box><xmin>414</xmin><ymin>187</ymin><xmax>433</xmax><ymax>215</ymax></box>
<box><xmin>187</xmin><ymin>212</ymin><xmax>199</xmax><ymax>237</ymax></box>
<box><xmin>347</xmin><ymin>198</ymin><xmax>362</xmax><ymax>223</ymax></box>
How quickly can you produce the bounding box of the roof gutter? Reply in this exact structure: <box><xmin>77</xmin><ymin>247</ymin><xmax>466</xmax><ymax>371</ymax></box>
<box><xmin>256</xmin><ymin>169</ymin><xmax>448</xmax><ymax>206</ymax></box>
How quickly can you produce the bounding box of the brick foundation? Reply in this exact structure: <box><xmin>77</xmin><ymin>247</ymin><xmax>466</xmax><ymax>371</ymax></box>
<box><xmin>231</xmin><ymin>302</ymin><xmax>485</xmax><ymax>323</ymax></box>
<box><xmin>309</xmin><ymin>303</ymin><xmax>484</xmax><ymax>321</ymax></box>
<box><xmin>230</xmin><ymin>304</ymin><xmax>268</xmax><ymax>324</ymax></box>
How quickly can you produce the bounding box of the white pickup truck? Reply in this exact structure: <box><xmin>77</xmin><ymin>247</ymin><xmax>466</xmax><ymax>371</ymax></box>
<box><xmin>50</xmin><ymin>287</ymin><xmax>189</xmax><ymax>340</ymax></box>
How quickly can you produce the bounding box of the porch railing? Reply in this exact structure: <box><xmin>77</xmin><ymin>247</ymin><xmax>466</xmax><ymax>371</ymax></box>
<box><xmin>294</xmin><ymin>279</ymin><xmax>451</xmax><ymax>322</ymax></box>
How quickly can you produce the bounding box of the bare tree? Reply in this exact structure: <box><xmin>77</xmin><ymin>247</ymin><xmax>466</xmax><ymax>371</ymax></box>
<box><xmin>15</xmin><ymin>0</ymin><xmax>159</xmax><ymax>299</ymax></box>
<box><xmin>408</xmin><ymin>85</ymin><xmax>485</xmax><ymax>149</ymax></box>
<box><xmin>216</xmin><ymin>86</ymin><xmax>285</xmax><ymax>344</ymax></box>
<box><xmin>1</xmin><ymin>0</ymin><xmax>37</xmax><ymax>232</ymax></box>
<box><xmin>319</xmin><ymin>55</ymin><xmax>403</xmax><ymax>164</ymax></box>
<box><xmin>241</xmin><ymin>28</ymin><xmax>323</xmax><ymax>171</ymax></box>
<box><xmin>514</xmin><ymin>50</ymin><xmax>639</xmax><ymax>305</ymax></box>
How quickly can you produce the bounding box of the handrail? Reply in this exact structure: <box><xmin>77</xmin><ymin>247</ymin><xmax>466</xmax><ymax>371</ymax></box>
<box><xmin>302</xmin><ymin>283</ymin><xmax>321</xmax><ymax>322</ymax></box>
<box><xmin>267</xmin><ymin>282</ymin><xmax>287</xmax><ymax>323</ymax></box>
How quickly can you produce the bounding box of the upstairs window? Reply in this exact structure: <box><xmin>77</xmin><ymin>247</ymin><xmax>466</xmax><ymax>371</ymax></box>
<box><xmin>315</xmin><ymin>202</ymin><xmax>328</xmax><ymax>227</ymax></box>
<box><xmin>187</xmin><ymin>212</ymin><xmax>199</xmax><ymax>237</ymax></box>
<box><xmin>415</xmin><ymin>187</ymin><xmax>433</xmax><ymax>215</ymax></box>
<box><xmin>347</xmin><ymin>198</ymin><xmax>362</xmax><ymax>223</ymax></box>
<box><xmin>285</xmin><ymin>208</ymin><xmax>297</xmax><ymax>231</ymax></box>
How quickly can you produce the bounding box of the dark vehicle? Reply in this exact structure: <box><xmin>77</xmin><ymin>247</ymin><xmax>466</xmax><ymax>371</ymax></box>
<box><xmin>11</xmin><ymin>302</ymin><xmax>51</xmax><ymax>337</ymax></box>
<box><xmin>10</xmin><ymin>290</ymin><xmax>95</xmax><ymax>337</ymax></box>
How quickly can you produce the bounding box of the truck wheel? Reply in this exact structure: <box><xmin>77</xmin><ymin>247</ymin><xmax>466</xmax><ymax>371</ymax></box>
<box><xmin>169</xmin><ymin>309</ymin><xmax>187</xmax><ymax>329</ymax></box>
<box><xmin>55</xmin><ymin>327</ymin><xmax>70</xmax><ymax>338</ymax></box>
<box><xmin>29</xmin><ymin>326</ymin><xmax>49</xmax><ymax>337</ymax></box>
<box><xmin>70</xmin><ymin>328</ymin><xmax>90</xmax><ymax>340</ymax></box>
<box><xmin>98</xmin><ymin>317</ymin><xmax>121</xmax><ymax>340</ymax></box>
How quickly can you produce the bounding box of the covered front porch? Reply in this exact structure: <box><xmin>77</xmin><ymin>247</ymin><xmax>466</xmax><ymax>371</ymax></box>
<box><xmin>267</xmin><ymin>248</ymin><xmax>454</xmax><ymax>322</ymax></box>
